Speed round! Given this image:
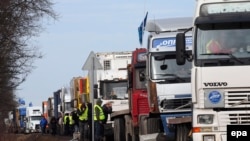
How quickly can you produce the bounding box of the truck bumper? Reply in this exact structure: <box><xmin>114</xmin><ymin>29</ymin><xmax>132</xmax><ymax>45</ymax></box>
<box><xmin>193</xmin><ymin>132</ymin><xmax>226</xmax><ymax>141</ymax></box>
<box><xmin>160</xmin><ymin>112</ymin><xmax>192</xmax><ymax>137</ymax></box>
<box><xmin>140</xmin><ymin>133</ymin><xmax>168</xmax><ymax>141</ymax></box>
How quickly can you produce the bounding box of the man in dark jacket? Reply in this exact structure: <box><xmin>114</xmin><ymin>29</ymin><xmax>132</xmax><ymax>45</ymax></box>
<box><xmin>102</xmin><ymin>101</ymin><xmax>112</xmax><ymax>124</ymax></box>
<box><xmin>50</xmin><ymin>116</ymin><xmax>57</xmax><ymax>136</ymax></box>
<box><xmin>72</xmin><ymin>109</ymin><xmax>79</xmax><ymax>133</ymax></box>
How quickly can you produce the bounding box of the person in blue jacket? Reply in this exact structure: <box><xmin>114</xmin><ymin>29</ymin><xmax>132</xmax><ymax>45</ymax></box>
<box><xmin>40</xmin><ymin>115</ymin><xmax>48</xmax><ymax>134</ymax></box>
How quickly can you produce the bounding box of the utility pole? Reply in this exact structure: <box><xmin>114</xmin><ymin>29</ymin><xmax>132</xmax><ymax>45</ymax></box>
<box><xmin>82</xmin><ymin>51</ymin><xmax>102</xmax><ymax>141</ymax></box>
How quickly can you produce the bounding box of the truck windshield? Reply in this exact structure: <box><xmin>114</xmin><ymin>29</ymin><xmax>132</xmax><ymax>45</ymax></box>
<box><xmin>101</xmin><ymin>81</ymin><xmax>128</xmax><ymax>100</ymax></box>
<box><xmin>65</xmin><ymin>102</ymin><xmax>73</xmax><ymax>111</ymax></box>
<box><xmin>196</xmin><ymin>23</ymin><xmax>250</xmax><ymax>66</ymax></box>
<box><xmin>150</xmin><ymin>52</ymin><xmax>191</xmax><ymax>82</ymax></box>
<box><xmin>111</xmin><ymin>87</ymin><xmax>127</xmax><ymax>99</ymax></box>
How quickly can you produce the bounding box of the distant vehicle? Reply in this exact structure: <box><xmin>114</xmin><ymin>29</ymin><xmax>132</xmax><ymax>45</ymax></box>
<box><xmin>83</xmin><ymin>51</ymin><xmax>132</xmax><ymax>139</ymax></box>
<box><xmin>25</xmin><ymin>106</ymin><xmax>43</xmax><ymax>133</ymax></box>
<box><xmin>10</xmin><ymin>107</ymin><xmax>26</xmax><ymax>133</ymax></box>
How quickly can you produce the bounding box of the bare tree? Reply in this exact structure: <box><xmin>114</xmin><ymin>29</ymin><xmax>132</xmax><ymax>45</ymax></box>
<box><xmin>0</xmin><ymin>0</ymin><xmax>58</xmax><ymax>133</ymax></box>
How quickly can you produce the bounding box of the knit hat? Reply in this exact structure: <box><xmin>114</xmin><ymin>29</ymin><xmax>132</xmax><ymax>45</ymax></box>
<box><xmin>96</xmin><ymin>98</ymin><xmax>103</xmax><ymax>104</ymax></box>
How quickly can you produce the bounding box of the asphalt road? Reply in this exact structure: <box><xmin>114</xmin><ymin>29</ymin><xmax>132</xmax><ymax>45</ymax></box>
<box><xmin>1</xmin><ymin>133</ymin><xmax>73</xmax><ymax>141</ymax></box>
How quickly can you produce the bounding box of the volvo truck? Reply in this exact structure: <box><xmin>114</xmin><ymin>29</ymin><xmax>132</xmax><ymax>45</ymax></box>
<box><xmin>176</xmin><ymin>0</ymin><xmax>250</xmax><ymax>141</ymax></box>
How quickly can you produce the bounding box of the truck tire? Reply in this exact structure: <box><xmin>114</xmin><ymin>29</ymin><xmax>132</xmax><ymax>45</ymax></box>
<box><xmin>176</xmin><ymin>124</ymin><xmax>190</xmax><ymax>141</ymax></box>
<box><xmin>114</xmin><ymin>118</ymin><xmax>125</xmax><ymax>141</ymax></box>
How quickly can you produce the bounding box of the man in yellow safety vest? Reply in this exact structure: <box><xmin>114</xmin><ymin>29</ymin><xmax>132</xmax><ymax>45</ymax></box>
<box><xmin>77</xmin><ymin>103</ymin><xmax>89</xmax><ymax>141</ymax></box>
<box><xmin>94</xmin><ymin>98</ymin><xmax>105</xmax><ymax>141</ymax></box>
<box><xmin>63</xmin><ymin>113</ymin><xmax>70</xmax><ymax>136</ymax></box>
<box><xmin>69</xmin><ymin>112</ymin><xmax>75</xmax><ymax>136</ymax></box>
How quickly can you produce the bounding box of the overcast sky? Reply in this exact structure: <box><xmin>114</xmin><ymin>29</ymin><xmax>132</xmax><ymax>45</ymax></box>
<box><xmin>16</xmin><ymin>0</ymin><xmax>195</xmax><ymax>106</ymax></box>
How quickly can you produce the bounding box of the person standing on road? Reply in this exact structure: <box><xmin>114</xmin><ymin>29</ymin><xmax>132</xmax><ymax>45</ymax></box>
<box><xmin>102</xmin><ymin>101</ymin><xmax>112</xmax><ymax>124</ymax></box>
<box><xmin>94</xmin><ymin>98</ymin><xmax>105</xmax><ymax>141</ymax></box>
<box><xmin>102</xmin><ymin>101</ymin><xmax>113</xmax><ymax>140</ymax></box>
<box><xmin>69</xmin><ymin>112</ymin><xmax>75</xmax><ymax>136</ymax></box>
<box><xmin>40</xmin><ymin>115</ymin><xmax>48</xmax><ymax>135</ymax></box>
<box><xmin>63</xmin><ymin>113</ymin><xmax>70</xmax><ymax>136</ymax></box>
<box><xmin>77</xmin><ymin>103</ymin><xmax>89</xmax><ymax>141</ymax></box>
<box><xmin>50</xmin><ymin>116</ymin><xmax>57</xmax><ymax>136</ymax></box>
<box><xmin>58</xmin><ymin>114</ymin><xmax>63</xmax><ymax>135</ymax></box>
<box><xmin>72</xmin><ymin>109</ymin><xmax>79</xmax><ymax>133</ymax></box>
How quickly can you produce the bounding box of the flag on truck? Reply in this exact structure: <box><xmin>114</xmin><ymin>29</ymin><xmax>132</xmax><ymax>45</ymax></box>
<box><xmin>138</xmin><ymin>11</ymin><xmax>148</xmax><ymax>46</ymax></box>
<box><xmin>18</xmin><ymin>98</ymin><xmax>25</xmax><ymax>105</ymax></box>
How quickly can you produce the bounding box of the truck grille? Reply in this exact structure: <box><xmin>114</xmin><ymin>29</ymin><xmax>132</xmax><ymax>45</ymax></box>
<box><xmin>35</xmin><ymin>124</ymin><xmax>40</xmax><ymax>129</ymax></box>
<box><xmin>138</xmin><ymin>98</ymin><xmax>149</xmax><ymax>114</ymax></box>
<box><xmin>161</xmin><ymin>98</ymin><xmax>191</xmax><ymax>110</ymax></box>
<box><xmin>229</xmin><ymin>113</ymin><xmax>250</xmax><ymax>124</ymax></box>
<box><xmin>219</xmin><ymin>111</ymin><xmax>250</xmax><ymax>130</ymax></box>
<box><xmin>225</xmin><ymin>91</ymin><xmax>250</xmax><ymax>108</ymax></box>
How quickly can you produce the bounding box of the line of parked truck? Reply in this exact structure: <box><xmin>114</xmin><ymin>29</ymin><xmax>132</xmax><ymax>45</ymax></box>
<box><xmin>6</xmin><ymin>1</ymin><xmax>250</xmax><ymax>141</ymax></box>
<box><xmin>5</xmin><ymin>103</ymin><xmax>43</xmax><ymax>134</ymax></box>
<box><xmin>38</xmin><ymin>15</ymin><xmax>193</xmax><ymax>141</ymax></box>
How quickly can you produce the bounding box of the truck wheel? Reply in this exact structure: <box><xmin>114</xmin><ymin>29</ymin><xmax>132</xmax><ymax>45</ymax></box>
<box><xmin>114</xmin><ymin>118</ymin><xmax>125</xmax><ymax>141</ymax></box>
<box><xmin>176</xmin><ymin>124</ymin><xmax>189</xmax><ymax>141</ymax></box>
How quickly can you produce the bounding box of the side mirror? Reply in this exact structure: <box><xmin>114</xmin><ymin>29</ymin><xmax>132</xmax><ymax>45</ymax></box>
<box><xmin>176</xmin><ymin>33</ymin><xmax>186</xmax><ymax>65</ymax></box>
<box><xmin>128</xmin><ymin>68</ymin><xmax>132</xmax><ymax>88</ymax></box>
<box><xmin>139</xmin><ymin>71</ymin><xmax>145</xmax><ymax>81</ymax></box>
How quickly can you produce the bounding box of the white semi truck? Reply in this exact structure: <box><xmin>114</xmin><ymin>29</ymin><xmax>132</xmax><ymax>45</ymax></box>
<box><xmin>93</xmin><ymin>51</ymin><xmax>132</xmax><ymax>113</ymax></box>
<box><xmin>60</xmin><ymin>86</ymin><xmax>73</xmax><ymax>115</ymax></box>
<box><xmin>83</xmin><ymin>51</ymin><xmax>132</xmax><ymax>140</ymax></box>
<box><xmin>25</xmin><ymin>106</ymin><xmax>42</xmax><ymax>133</ymax></box>
<box><xmin>145</xmin><ymin>17</ymin><xmax>193</xmax><ymax>141</ymax></box>
<box><xmin>83</xmin><ymin>51</ymin><xmax>132</xmax><ymax>108</ymax></box>
<box><xmin>176</xmin><ymin>0</ymin><xmax>250</xmax><ymax>141</ymax></box>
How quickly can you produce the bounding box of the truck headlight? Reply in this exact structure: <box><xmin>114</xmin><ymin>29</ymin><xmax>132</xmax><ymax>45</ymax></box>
<box><xmin>198</xmin><ymin>114</ymin><xmax>213</xmax><ymax>124</ymax></box>
<box><xmin>203</xmin><ymin>135</ymin><xmax>215</xmax><ymax>141</ymax></box>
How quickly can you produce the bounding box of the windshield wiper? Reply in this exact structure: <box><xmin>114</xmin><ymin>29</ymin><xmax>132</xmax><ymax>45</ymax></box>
<box><xmin>200</xmin><ymin>53</ymin><xmax>244</xmax><ymax>64</ymax></box>
<box><xmin>174</xmin><ymin>101</ymin><xmax>192</xmax><ymax>110</ymax></box>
